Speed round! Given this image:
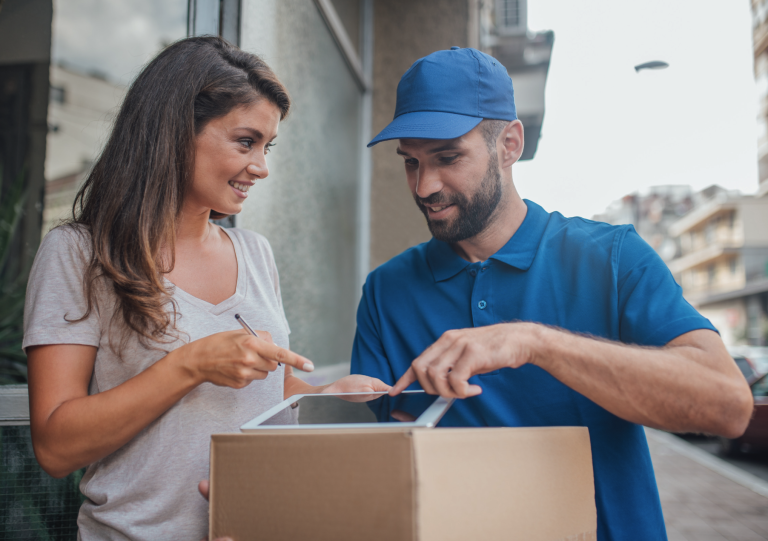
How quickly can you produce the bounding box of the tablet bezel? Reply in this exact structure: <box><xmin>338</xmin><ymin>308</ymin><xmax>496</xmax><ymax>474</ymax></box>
<box><xmin>240</xmin><ymin>390</ymin><xmax>453</xmax><ymax>431</ymax></box>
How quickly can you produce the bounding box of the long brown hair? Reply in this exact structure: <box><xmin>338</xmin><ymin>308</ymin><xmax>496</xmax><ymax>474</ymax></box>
<box><xmin>69</xmin><ymin>36</ymin><xmax>290</xmax><ymax>350</ymax></box>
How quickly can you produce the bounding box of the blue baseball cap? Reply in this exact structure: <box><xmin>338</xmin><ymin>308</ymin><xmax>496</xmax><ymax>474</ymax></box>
<box><xmin>368</xmin><ymin>47</ymin><xmax>516</xmax><ymax>147</ymax></box>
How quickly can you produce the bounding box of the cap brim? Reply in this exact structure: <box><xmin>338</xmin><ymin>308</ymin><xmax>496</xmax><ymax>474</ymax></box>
<box><xmin>367</xmin><ymin>111</ymin><xmax>483</xmax><ymax>148</ymax></box>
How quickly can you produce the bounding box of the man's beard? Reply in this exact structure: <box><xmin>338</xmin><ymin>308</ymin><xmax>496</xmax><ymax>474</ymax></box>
<box><xmin>414</xmin><ymin>151</ymin><xmax>503</xmax><ymax>244</ymax></box>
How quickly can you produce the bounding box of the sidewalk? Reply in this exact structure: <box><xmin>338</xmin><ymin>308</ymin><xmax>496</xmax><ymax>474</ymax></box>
<box><xmin>647</xmin><ymin>429</ymin><xmax>768</xmax><ymax>541</ymax></box>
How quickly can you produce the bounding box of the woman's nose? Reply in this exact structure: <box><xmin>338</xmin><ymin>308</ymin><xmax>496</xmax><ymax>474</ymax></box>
<box><xmin>246</xmin><ymin>159</ymin><xmax>268</xmax><ymax>179</ymax></box>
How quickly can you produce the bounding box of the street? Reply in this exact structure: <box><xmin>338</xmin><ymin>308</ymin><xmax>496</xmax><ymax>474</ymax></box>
<box><xmin>676</xmin><ymin>434</ymin><xmax>768</xmax><ymax>483</ymax></box>
<box><xmin>648</xmin><ymin>429</ymin><xmax>768</xmax><ymax>540</ymax></box>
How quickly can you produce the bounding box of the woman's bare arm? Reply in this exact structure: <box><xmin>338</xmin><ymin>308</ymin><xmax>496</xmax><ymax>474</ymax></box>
<box><xmin>28</xmin><ymin>330</ymin><xmax>312</xmax><ymax>478</ymax></box>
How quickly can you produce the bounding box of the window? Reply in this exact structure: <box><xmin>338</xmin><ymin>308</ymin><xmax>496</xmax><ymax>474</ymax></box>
<box><xmin>707</xmin><ymin>264</ymin><xmax>716</xmax><ymax>285</ymax></box>
<box><xmin>495</xmin><ymin>0</ymin><xmax>527</xmax><ymax>35</ymax></box>
<box><xmin>49</xmin><ymin>85</ymin><xmax>65</xmax><ymax>104</ymax></box>
<box><xmin>704</xmin><ymin>221</ymin><xmax>715</xmax><ymax>245</ymax></box>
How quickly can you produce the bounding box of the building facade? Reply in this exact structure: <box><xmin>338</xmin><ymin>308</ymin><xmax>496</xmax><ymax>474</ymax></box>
<box><xmin>667</xmin><ymin>193</ymin><xmax>768</xmax><ymax>346</ymax></box>
<box><xmin>753</xmin><ymin>0</ymin><xmax>768</xmax><ymax>197</ymax></box>
<box><xmin>592</xmin><ymin>185</ymin><xmax>699</xmax><ymax>263</ymax></box>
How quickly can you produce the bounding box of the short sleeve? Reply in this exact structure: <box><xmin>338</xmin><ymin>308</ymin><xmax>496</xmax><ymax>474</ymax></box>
<box><xmin>350</xmin><ymin>280</ymin><xmax>396</xmax><ymax>384</ymax></box>
<box><xmin>617</xmin><ymin>227</ymin><xmax>717</xmax><ymax>346</ymax></box>
<box><xmin>23</xmin><ymin>227</ymin><xmax>102</xmax><ymax>350</ymax></box>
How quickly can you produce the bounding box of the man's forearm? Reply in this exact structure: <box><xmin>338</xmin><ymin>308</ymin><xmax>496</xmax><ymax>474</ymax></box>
<box><xmin>529</xmin><ymin>325</ymin><xmax>753</xmax><ymax>437</ymax></box>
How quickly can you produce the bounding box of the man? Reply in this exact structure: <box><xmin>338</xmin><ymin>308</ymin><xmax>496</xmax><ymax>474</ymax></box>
<box><xmin>351</xmin><ymin>47</ymin><xmax>753</xmax><ymax>540</ymax></box>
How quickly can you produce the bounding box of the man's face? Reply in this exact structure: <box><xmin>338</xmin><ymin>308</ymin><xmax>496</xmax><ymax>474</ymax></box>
<box><xmin>397</xmin><ymin>126</ymin><xmax>503</xmax><ymax>244</ymax></box>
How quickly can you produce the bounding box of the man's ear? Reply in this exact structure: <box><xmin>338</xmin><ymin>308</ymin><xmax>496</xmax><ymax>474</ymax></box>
<box><xmin>499</xmin><ymin>120</ymin><xmax>524</xmax><ymax>168</ymax></box>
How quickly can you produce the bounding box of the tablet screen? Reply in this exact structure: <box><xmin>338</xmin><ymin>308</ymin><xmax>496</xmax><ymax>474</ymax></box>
<box><xmin>259</xmin><ymin>392</ymin><xmax>439</xmax><ymax>426</ymax></box>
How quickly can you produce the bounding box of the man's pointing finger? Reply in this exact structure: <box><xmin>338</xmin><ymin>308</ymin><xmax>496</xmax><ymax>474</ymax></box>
<box><xmin>389</xmin><ymin>367</ymin><xmax>417</xmax><ymax>395</ymax></box>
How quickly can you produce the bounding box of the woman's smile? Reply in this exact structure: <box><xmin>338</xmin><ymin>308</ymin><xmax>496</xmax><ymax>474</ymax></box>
<box><xmin>228</xmin><ymin>180</ymin><xmax>253</xmax><ymax>198</ymax></box>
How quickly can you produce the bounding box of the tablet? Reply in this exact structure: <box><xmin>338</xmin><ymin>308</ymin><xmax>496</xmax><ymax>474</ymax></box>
<box><xmin>240</xmin><ymin>390</ymin><xmax>453</xmax><ymax>431</ymax></box>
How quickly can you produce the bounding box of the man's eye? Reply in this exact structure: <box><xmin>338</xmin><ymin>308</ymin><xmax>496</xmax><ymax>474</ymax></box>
<box><xmin>404</xmin><ymin>158</ymin><xmax>419</xmax><ymax>167</ymax></box>
<box><xmin>265</xmin><ymin>142</ymin><xmax>275</xmax><ymax>154</ymax></box>
<box><xmin>440</xmin><ymin>154</ymin><xmax>459</xmax><ymax>163</ymax></box>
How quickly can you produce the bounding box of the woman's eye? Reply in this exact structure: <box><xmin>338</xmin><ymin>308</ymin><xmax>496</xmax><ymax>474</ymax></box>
<box><xmin>239</xmin><ymin>139</ymin><xmax>254</xmax><ymax>149</ymax></box>
<box><xmin>265</xmin><ymin>142</ymin><xmax>275</xmax><ymax>154</ymax></box>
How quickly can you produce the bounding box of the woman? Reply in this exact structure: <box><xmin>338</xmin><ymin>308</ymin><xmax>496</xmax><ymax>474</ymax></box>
<box><xmin>23</xmin><ymin>36</ymin><xmax>388</xmax><ymax>540</ymax></box>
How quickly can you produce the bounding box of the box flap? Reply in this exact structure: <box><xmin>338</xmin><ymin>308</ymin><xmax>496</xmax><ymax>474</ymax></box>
<box><xmin>412</xmin><ymin>427</ymin><xmax>596</xmax><ymax>541</ymax></box>
<box><xmin>210</xmin><ymin>431</ymin><xmax>416</xmax><ymax>541</ymax></box>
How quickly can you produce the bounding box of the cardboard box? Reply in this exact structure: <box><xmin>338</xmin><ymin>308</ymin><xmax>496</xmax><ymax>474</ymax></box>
<box><xmin>209</xmin><ymin>427</ymin><xmax>596</xmax><ymax>541</ymax></box>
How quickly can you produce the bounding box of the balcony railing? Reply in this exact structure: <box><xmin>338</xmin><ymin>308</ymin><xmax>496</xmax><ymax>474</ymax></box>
<box><xmin>0</xmin><ymin>385</ymin><xmax>83</xmax><ymax>539</ymax></box>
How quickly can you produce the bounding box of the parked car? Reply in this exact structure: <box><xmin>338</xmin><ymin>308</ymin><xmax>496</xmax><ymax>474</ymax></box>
<box><xmin>732</xmin><ymin>354</ymin><xmax>759</xmax><ymax>382</ymax></box>
<box><xmin>719</xmin><ymin>372</ymin><xmax>768</xmax><ymax>456</ymax></box>
<box><xmin>729</xmin><ymin>346</ymin><xmax>768</xmax><ymax>378</ymax></box>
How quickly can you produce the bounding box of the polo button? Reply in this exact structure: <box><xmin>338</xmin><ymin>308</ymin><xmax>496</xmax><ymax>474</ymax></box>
<box><xmin>478</xmin><ymin>300</ymin><xmax>487</xmax><ymax>309</ymax></box>
<box><xmin>482</xmin><ymin>267</ymin><xmax>488</xmax><ymax>272</ymax></box>
<box><xmin>469</xmin><ymin>269</ymin><xmax>477</xmax><ymax>277</ymax></box>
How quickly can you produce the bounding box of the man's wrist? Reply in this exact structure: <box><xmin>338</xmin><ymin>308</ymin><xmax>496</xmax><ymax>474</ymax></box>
<box><xmin>519</xmin><ymin>322</ymin><xmax>553</xmax><ymax>369</ymax></box>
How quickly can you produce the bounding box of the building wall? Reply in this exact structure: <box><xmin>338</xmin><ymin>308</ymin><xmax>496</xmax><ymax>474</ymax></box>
<box><xmin>369</xmin><ymin>0</ymin><xmax>469</xmax><ymax>270</ymax></box>
<box><xmin>752</xmin><ymin>0</ymin><xmax>768</xmax><ymax>195</ymax></box>
<box><xmin>239</xmin><ymin>0</ymin><xmax>362</xmax><ymax>367</ymax></box>
<box><xmin>45</xmin><ymin>66</ymin><xmax>125</xmax><ymax>182</ymax></box>
<box><xmin>741</xmin><ymin>199</ymin><xmax>768</xmax><ymax>244</ymax></box>
<box><xmin>699</xmin><ymin>299</ymin><xmax>748</xmax><ymax>347</ymax></box>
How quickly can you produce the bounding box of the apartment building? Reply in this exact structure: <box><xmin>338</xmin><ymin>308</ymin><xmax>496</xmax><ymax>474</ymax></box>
<box><xmin>592</xmin><ymin>185</ymin><xmax>697</xmax><ymax>263</ymax></box>
<box><xmin>753</xmin><ymin>0</ymin><xmax>768</xmax><ymax>197</ymax></box>
<box><xmin>667</xmin><ymin>193</ymin><xmax>768</xmax><ymax>346</ymax></box>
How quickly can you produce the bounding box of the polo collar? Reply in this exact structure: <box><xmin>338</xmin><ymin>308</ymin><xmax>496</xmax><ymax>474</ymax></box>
<box><xmin>426</xmin><ymin>199</ymin><xmax>549</xmax><ymax>282</ymax></box>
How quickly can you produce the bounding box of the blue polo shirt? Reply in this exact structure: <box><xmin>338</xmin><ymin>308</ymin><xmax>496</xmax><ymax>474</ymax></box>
<box><xmin>351</xmin><ymin>199</ymin><xmax>716</xmax><ymax>541</ymax></box>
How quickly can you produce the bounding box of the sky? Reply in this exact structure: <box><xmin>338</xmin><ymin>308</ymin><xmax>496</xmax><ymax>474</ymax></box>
<box><xmin>514</xmin><ymin>0</ymin><xmax>759</xmax><ymax>219</ymax></box>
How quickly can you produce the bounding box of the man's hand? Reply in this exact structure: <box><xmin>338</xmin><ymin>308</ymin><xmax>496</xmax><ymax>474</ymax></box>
<box><xmin>390</xmin><ymin>323</ymin><xmax>538</xmax><ymax>398</ymax></box>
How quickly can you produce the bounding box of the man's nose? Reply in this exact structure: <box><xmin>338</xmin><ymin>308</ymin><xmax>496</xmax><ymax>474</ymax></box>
<box><xmin>415</xmin><ymin>166</ymin><xmax>443</xmax><ymax>199</ymax></box>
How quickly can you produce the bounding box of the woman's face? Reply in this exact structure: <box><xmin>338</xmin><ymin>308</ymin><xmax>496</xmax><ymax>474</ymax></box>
<box><xmin>189</xmin><ymin>100</ymin><xmax>281</xmax><ymax>216</ymax></box>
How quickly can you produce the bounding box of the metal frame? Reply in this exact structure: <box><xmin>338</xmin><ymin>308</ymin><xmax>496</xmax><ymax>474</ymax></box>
<box><xmin>313</xmin><ymin>0</ymin><xmax>372</xmax><ymax>91</ymax></box>
<box><xmin>0</xmin><ymin>385</ymin><xmax>30</xmax><ymax>426</ymax></box>
<box><xmin>188</xmin><ymin>0</ymin><xmax>221</xmax><ymax>37</ymax></box>
<box><xmin>355</xmin><ymin>0</ymin><xmax>373</xmax><ymax>298</ymax></box>
<box><xmin>240</xmin><ymin>391</ymin><xmax>454</xmax><ymax>431</ymax></box>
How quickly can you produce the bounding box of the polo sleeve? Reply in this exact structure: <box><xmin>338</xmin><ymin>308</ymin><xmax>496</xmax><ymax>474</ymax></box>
<box><xmin>617</xmin><ymin>227</ymin><xmax>717</xmax><ymax>346</ymax></box>
<box><xmin>350</xmin><ymin>280</ymin><xmax>397</xmax><ymax>385</ymax></box>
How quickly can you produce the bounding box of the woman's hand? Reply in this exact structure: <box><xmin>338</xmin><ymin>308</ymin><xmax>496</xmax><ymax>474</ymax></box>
<box><xmin>320</xmin><ymin>374</ymin><xmax>391</xmax><ymax>400</ymax></box>
<box><xmin>198</xmin><ymin>480</ymin><xmax>232</xmax><ymax>541</ymax></box>
<box><xmin>176</xmin><ymin>330</ymin><xmax>314</xmax><ymax>389</ymax></box>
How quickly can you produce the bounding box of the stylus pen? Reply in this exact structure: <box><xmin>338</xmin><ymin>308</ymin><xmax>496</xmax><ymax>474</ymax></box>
<box><xmin>234</xmin><ymin>313</ymin><xmax>280</xmax><ymax>366</ymax></box>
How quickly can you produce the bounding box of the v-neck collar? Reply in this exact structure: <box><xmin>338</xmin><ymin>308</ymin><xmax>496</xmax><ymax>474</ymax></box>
<box><xmin>166</xmin><ymin>227</ymin><xmax>247</xmax><ymax>315</ymax></box>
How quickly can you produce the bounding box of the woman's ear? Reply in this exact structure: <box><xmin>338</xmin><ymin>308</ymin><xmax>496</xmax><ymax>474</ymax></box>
<box><xmin>499</xmin><ymin>120</ymin><xmax>525</xmax><ymax>168</ymax></box>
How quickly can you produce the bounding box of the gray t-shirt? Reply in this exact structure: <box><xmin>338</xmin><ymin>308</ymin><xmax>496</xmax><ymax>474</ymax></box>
<box><xmin>23</xmin><ymin>225</ymin><xmax>292</xmax><ymax>541</ymax></box>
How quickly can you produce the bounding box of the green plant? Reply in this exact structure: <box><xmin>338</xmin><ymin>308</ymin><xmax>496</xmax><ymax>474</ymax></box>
<box><xmin>0</xmin><ymin>165</ymin><xmax>29</xmax><ymax>384</ymax></box>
